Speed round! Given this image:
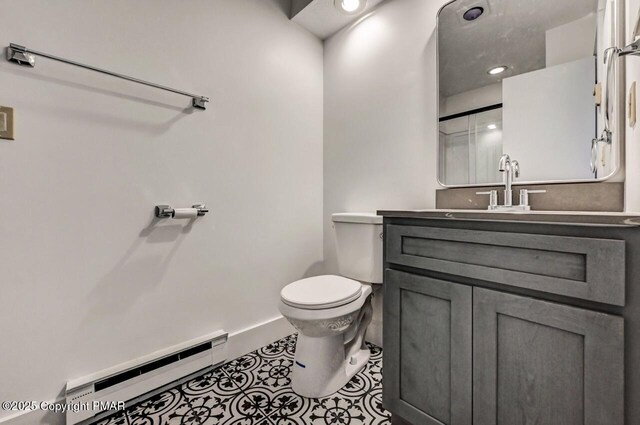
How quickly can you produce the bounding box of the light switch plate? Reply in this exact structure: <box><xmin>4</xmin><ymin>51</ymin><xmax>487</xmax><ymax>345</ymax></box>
<box><xmin>0</xmin><ymin>106</ymin><xmax>14</xmax><ymax>140</ymax></box>
<box><xmin>629</xmin><ymin>82</ymin><xmax>637</xmax><ymax>128</ymax></box>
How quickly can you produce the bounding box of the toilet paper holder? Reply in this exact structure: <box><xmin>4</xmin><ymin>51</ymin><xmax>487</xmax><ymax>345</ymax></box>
<box><xmin>155</xmin><ymin>204</ymin><xmax>209</xmax><ymax>219</ymax></box>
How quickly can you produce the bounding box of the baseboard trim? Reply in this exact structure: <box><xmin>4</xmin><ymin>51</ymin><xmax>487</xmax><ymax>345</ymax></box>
<box><xmin>0</xmin><ymin>316</ymin><xmax>294</xmax><ymax>425</ymax></box>
<box><xmin>227</xmin><ymin>315</ymin><xmax>295</xmax><ymax>360</ymax></box>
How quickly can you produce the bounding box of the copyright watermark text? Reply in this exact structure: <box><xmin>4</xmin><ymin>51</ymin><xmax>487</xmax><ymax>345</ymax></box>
<box><xmin>2</xmin><ymin>400</ymin><xmax>125</xmax><ymax>413</ymax></box>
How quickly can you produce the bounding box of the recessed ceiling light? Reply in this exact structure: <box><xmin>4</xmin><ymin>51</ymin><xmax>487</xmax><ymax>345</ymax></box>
<box><xmin>488</xmin><ymin>66</ymin><xmax>508</xmax><ymax>75</ymax></box>
<box><xmin>463</xmin><ymin>7</ymin><xmax>484</xmax><ymax>21</ymax></box>
<box><xmin>334</xmin><ymin>0</ymin><xmax>367</xmax><ymax>15</ymax></box>
<box><xmin>487</xmin><ymin>124</ymin><xmax>497</xmax><ymax>130</ymax></box>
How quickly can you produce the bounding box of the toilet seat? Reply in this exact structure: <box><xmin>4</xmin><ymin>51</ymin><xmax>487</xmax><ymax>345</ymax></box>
<box><xmin>281</xmin><ymin>275</ymin><xmax>362</xmax><ymax>310</ymax></box>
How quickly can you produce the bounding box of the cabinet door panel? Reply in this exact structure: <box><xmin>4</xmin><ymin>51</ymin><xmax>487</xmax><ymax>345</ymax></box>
<box><xmin>384</xmin><ymin>269</ymin><xmax>472</xmax><ymax>425</ymax></box>
<box><xmin>473</xmin><ymin>288</ymin><xmax>624</xmax><ymax>425</ymax></box>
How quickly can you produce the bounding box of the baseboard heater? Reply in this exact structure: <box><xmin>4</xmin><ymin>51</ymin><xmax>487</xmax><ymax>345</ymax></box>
<box><xmin>66</xmin><ymin>330</ymin><xmax>227</xmax><ymax>425</ymax></box>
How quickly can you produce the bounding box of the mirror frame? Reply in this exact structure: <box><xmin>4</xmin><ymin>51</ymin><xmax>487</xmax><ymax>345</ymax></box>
<box><xmin>435</xmin><ymin>0</ymin><xmax>625</xmax><ymax>188</ymax></box>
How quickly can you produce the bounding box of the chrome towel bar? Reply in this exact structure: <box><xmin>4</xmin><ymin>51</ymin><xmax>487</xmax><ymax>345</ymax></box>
<box><xmin>6</xmin><ymin>43</ymin><xmax>210</xmax><ymax>110</ymax></box>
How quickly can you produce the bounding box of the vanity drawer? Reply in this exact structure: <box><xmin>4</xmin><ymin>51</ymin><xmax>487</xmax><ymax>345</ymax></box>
<box><xmin>386</xmin><ymin>225</ymin><xmax>625</xmax><ymax>306</ymax></box>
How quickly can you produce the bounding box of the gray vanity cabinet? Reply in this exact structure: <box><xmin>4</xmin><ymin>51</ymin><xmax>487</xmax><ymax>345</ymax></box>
<box><xmin>473</xmin><ymin>288</ymin><xmax>624</xmax><ymax>425</ymax></box>
<box><xmin>382</xmin><ymin>220</ymin><xmax>630</xmax><ymax>425</ymax></box>
<box><xmin>384</xmin><ymin>269</ymin><xmax>472</xmax><ymax>425</ymax></box>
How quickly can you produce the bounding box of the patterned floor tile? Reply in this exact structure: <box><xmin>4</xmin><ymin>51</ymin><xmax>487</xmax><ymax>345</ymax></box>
<box><xmin>181</xmin><ymin>367</ymin><xmax>244</xmax><ymax>403</ymax></box>
<box><xmin>361</xmin><ymin>388</ymin><xmax>392</xmax><ymax>425</ymax></box>
<box><xmin>362</xmin><ymin>357</ymin><xmax>382</xmax><ymax>386</ymax></box>
<box><xmin>91</xmin><ymin>334</ymin><xmax>389</xmax><ymax>425</ymax></box>
<box><xmin>178</xmin><ymin>358</ymin><xmax>266</xmax><ymax>425</ymax></box>
<box><xmin>223</xmin><ymin>352</ymin><xmax>292</xmax><ymax>394</ymax></box>
<box><xmin>94</xmin><ymin>411</ymin><xmax>129</xmax><ymax>425</ymax></box>
<box><xmin>223</xmin><ymin>353</ymin><xmax>298</xmax><ymax>417</ymax></box>
<box><xmin>127</xmin><ymin>388</ymin><xmax>199</xmax><ymax>425</ymax></box>
<box><xmin>222</xmin><ymin>337</ymin><xmax>297</xmax><ymax>419</ymax></box>
<box><xmin>268</xmin><ymin>392</ymin><xmax>385</xmax><ymax>425</ymax></box>
<box><xmin>366</xmin><ymin>342</ymin><xmax>382</xmax><ymax>361</ymax></box>
<box><xmin>188</xmin><ymin>389</ymin><xmax>269</xmax><ymax>425</ymax></box>
<box><xmin>256</xmin><ymin>334</ymin><xmax>296</xmax><ymax>360</ymax></box>
<box><xmin>338</xmin><ymin>369</ymin><xmax>376</xmax><ymax>399</ymax></box>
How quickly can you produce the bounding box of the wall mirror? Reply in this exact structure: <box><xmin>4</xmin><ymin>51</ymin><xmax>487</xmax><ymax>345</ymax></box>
<box><xmin>437</xmin><ymin>0</ymin><xmax>624</xmax><ymax>187</ymax></box>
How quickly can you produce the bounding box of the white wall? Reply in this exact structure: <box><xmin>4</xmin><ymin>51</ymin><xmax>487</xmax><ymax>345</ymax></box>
<box><xmin>441</xmin><ymin>83</ymin><xmax>502</xmax><ymax>117</ymax></box>
<box><xmin>626</xmin><ymin>0</ymin><xmax>640</xmax><ymax>212</ymax></box>
<box><xmin>0</xmin><ymin>0</ymin><xmax>323</xmax><ymax>418</ymax></box>
<box><xmin>546</xmin><ymin>13</ymin><xmax>597</xmax><ymax>67</ymax></box>
<box><xmin>503</xmin><ymin>57</ymin><xmax>596</xmax><ymax>181</ymax></box>
<box><xmin>323</xmin><ymin>0</ymin><xmax>444</xmax><ymax>345</ymax></box>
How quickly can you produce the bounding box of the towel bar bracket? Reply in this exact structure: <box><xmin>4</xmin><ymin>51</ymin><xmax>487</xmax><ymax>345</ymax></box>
<box><xmin>192</xmin><ymin>97</ymin><xmax>208</xmax><ymax>110</ymax></box>
<box><xmin>618</xmin><ymin>41</ymin><xmax>640</xmax><ymax>57</ymax></box>
<box><xmin>6</xmin><ymin>44</ymin><xmax>35</xmax><ymax>67</ymax></box>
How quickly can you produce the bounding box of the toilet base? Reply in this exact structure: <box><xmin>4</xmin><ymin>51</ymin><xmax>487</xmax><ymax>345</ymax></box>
<box><xmin>291</xmin><ymin>333</ymin><xmax>370</xmax><ymax>398</ymax></box>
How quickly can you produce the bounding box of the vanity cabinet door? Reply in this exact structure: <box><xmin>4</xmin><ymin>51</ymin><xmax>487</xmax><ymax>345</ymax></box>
<box><xmin>384</xmin><ymin>269</ymin><xmax>472</xmax><ymax>425</ymax></box>
<box><xmin>473</xmin><ymin>288</ymin><xmax>624</xmax><ymax>425</ymax></box>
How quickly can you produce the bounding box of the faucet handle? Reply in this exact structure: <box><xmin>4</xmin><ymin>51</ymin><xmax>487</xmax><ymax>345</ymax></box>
<box><xmin>476</xmin><ymin>190</ymin><xmax>498</xmax><ymax>209</ymax></box>
<box><xmin>511</xmin><ymin>160</ymin><xmax>520</xmax><ymax>178</ymax></box>
<box><xmin>519</xmin><ymin>189</ymin><xmax>546</xmax><ymax>208</ymax></box>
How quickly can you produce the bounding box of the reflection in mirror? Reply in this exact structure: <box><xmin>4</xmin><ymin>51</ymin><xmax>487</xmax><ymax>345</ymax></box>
<box><xmin>439</xmin><ymin>105</ymin><xmax>502</xmax><ymax>184</ymax></box>
<box><xmin>438</xmin><ymin>0</ymin><xmax>619</xmax><ymax>186</ymax></box>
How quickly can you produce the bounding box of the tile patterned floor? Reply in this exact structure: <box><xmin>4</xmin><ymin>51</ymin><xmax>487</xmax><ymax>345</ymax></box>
<box><xmin>95</xmin><ymin>334</ymin><xmax>390</xmax><ymax>425</ymax></box>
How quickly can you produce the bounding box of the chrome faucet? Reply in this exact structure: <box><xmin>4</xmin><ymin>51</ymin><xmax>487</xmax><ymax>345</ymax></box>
<box><xmin>478</xmin><ymin>154</ymin><xmax>522</xmax><ymax>210</ymax></box>
<box><xmin>476</xmin><ymin>156</ymin><xmax>547</xmax><ymax>211</ymax></box>
<box><xmin>498</xmin><ymin>154</ymin><xmax>519</xmax><ymax>207</ymax></box>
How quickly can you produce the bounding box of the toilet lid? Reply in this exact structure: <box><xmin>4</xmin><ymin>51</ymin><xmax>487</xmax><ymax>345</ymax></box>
<box><xmin>281</xmin><ymin>275</ymin><xmax>363</xmax><ymax>310</ymax></box>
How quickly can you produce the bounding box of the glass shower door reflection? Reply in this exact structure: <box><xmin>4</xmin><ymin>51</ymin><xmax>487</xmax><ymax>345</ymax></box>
<box><xmin>439</xmin><ymin>107</ymin><xmax>503</xmax><ymax>186</ymax></box>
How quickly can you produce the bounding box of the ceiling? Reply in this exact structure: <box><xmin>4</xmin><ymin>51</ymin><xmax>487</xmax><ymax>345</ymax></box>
<box><xmin>291</xmin><ymin>0</ymin><xmax>385</xmax><ymax>40</ymax></box>
<box><xmin>438</xmin><ymin>0</ymin><xmax>598</xmax><ymax>97</ymax></box>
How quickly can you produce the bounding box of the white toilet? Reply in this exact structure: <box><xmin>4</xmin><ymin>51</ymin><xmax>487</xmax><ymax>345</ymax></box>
<box><xmin>279</xmin><ymin>212</ymin><xmax>383</xmax><ymax>398</ymax></box>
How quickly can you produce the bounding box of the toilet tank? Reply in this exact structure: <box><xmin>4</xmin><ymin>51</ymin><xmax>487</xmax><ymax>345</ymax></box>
<box><xmin>332</xmin><ymin>213</ymin><xmax>383</xmax><ymax>284</ymax></box>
